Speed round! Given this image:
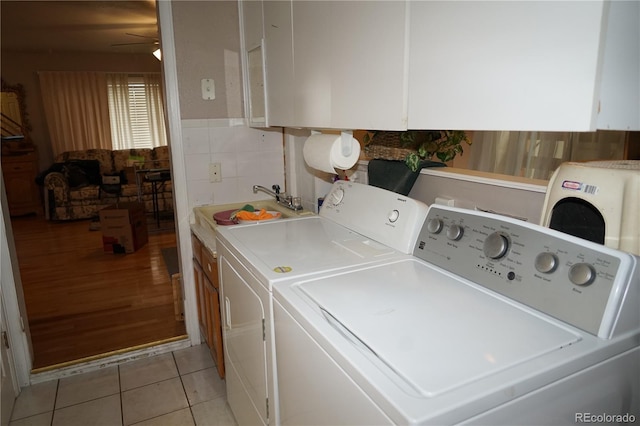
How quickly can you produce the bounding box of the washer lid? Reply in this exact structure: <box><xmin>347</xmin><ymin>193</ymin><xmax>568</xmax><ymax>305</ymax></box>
<box><xmin>299</xmin><ymin>259</ymin><xmax>582</xmax><ymax>397</ymax></box>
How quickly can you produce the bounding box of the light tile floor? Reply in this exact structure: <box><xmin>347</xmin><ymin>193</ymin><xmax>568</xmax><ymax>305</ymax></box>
<box><xmin>9</xmin><ymin>344</ymin><xmax>237</xmax><ymax>426</ymax></box>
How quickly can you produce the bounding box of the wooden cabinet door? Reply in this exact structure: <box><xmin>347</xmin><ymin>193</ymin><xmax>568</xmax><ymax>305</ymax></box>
<box><xmin>2</xmin><ymin>152</ymin><xmax>40</xmax><ymax>216</ymax></box>
<box><xmin>202</xmin><ymin>279</ymin><xmax>215</xmax><ymax>360</ymax></box>
<box><xmin>202</xmin><ymin>246</ymin><xmax>217</xmax><ymax>287</ymax></box>
<box><xmin>201</xmin><ymin>245</ymin><xmax>225</xmax><ymax>378</ymax></box>
<box><xmin>191</xmin><ymin>235</ymin><xmax>202</xmax><ymax>266</ymax></box>
<box><xmin>205</xmin><ymin>279</ymin><xmax>225</xmax><ymax>379</ymax></box>
<box><xmin>192</xmin><ymin>260</ymin><xmax>207</xmax><ymax>343</ymax></box>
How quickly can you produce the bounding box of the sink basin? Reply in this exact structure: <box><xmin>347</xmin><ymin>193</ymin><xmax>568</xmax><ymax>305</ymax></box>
<box><xmin>194</xmin><ymin>199</ymin><xmax>315</xmax><ymax>234</ymax></box>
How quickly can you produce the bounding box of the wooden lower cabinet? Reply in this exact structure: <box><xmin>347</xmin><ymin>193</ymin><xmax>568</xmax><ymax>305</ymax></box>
<box><xmin>192</xmin><ymin>234</ymin><xmax>225</xmax><ymax>379</ymax></box>
<box><xmin>1</xmin><ymin>150</ymin><xmax>41</xmax><ymax>216</ymax></box>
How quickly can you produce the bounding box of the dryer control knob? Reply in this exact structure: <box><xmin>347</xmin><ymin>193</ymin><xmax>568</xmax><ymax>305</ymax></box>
<box><xmin>447</xmin><ymin>224</ymin><xmax>464</xmax><ymax>241</ymax></box>
<box><xmin>426</xmin><ymin>218</ymin><xmax>443</xmax><ymax>234</ymax></box>
<box><xmin>535</xmin><ymin>252</ymin><xmax>558</xmax><ymax>274</ymax></box>
<box><xmin>483</xmin><ymin>232</ymin><xmax>510</xmax><ymax>260</ymax></box>
<box><xmin>569</xmin><ymin>263</ymin><xmax>596</xmax><ymax>286</ymax></box>
<box><xmin>388</xmin><ymin>209</ymin><xmax>400</xmax><ymax>223</ymax></box>
<box><xmin>328</xmin><ymin>188</ymin><xmax>345</xmax><ymax>206</ymax></box>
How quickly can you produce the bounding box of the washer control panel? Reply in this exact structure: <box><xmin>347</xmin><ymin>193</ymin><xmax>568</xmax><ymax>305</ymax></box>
<box><xmin>413</xmin><ymin>205</ymin><xmax>637</xmax><ymax>338</ymax></box>
<box><xmin>320</xmin><ymin>181</ymin><xmax>429</xmax><ymax>254</ymax></box>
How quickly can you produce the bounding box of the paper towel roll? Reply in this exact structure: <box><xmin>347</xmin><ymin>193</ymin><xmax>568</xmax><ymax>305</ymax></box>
<box><xmin>303</xmin><ymin>134</ymin><xmax>361</xmax><ymax>173</ymax></box>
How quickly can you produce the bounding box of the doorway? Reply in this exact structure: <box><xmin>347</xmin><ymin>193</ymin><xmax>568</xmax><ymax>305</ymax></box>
<box><xmin>1</xmin><ymin>1</ymin><xmax>186</xmax><ymax>371</ymax></box>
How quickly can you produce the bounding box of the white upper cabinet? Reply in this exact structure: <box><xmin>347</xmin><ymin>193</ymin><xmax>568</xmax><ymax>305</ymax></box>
<box><xmin>597</xmin><ymin>0</ymin><xmax>640</xmax><ymax>130</ymax></box>
<box><xmin>408</xmin><ymin>1</ymin><xmax>607</xmax><ymax>131</ymax></box>
<box><xmin>263</xmin><ymin>0</ymin><xmax>295</xmax><ymax>127</ymax></box>
<box><xmin>250</xmin><ymin>1</ymin><xmax>638</xmax><ymax>131</ymax></box>
<box><xmin>240</xmin><ymin>0</ymin><xmax>267</xmax><ymax>127</ymax></box>
<box><xmin>289</xmin><ymin>1</ymin><xmax>408</xmax><ymax>130</ymax></box>
<box><xmin>242</xmin><ymin>0</ymin><xmax>264</xmax><ymax>50</ymax></box>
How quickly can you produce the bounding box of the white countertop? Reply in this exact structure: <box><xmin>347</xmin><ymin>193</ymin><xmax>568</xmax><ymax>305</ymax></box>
<box><xmin>190</xmin><ymin>200</ymin><xmax>316</xmax><ymax>256</ymax></box>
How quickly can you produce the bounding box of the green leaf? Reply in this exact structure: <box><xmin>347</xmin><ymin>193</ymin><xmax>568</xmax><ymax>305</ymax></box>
<box><xmin>405</xmin><ymin>153</ymin><xmax>421</xmax><ymax>172</ymax></box>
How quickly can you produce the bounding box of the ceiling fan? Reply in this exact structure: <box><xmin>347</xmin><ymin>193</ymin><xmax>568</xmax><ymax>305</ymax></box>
<box><xmin>111</xmin><ymin>33</ymin><xmax>161</xmax><ymax>60</ymax></box>
<box><xmin>111</xmin><ymin>33</ymin><xmax>159</xmax><ymax>48</ymax></box>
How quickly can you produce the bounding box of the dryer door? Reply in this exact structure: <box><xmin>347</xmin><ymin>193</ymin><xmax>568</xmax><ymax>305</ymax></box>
<box><xmin>220</xmin><ymin>253</ymin><xmax>268</xmax><ymax>425</ymax></box>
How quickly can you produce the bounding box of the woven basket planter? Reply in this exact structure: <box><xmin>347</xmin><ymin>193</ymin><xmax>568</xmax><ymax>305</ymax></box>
<box><xmin>364</xmin><ymin>131</ymin><xmax>446</xmax><ymax>161</ymax></box>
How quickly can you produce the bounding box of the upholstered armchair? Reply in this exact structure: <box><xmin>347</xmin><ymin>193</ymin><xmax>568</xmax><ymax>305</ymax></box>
<box><xmin>41</xmin><ymin>147</ymin><xmax>172</xmax><ymax>220</ymax></box>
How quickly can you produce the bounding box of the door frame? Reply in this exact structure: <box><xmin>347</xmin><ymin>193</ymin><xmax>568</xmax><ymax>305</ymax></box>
<box><xmin>1</xmin><ymin>293</ymin><xmax>20</xmax><ymax>425</ymax></box>
<box><xmin>1</xmin><ymin>178</ymin><xmax>31</xmax><ymax>387</ymax></box>
<box><xmin>156</xmin><ymin>0</ymin><xmax>200</xmax><ymax>348</ymax></box>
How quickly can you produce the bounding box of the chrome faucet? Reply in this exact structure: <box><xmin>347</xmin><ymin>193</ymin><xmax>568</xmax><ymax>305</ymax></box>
<box><xmin>253</xmin><ymin>184</ymin><xmax>303</xmax><ymax>211</ymax></box>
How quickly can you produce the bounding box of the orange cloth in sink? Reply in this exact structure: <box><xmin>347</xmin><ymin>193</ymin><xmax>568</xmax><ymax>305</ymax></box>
<box><xmin>234</xmin><ymin>209</ymin><xmax>276</xmax><ymax>221</ymax></box>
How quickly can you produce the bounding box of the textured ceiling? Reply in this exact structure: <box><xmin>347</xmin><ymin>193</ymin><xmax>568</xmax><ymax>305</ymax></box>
<box><xmin>1</xmin><ymin>1</ymin><xmax>159</xmax><ymax>54</ymax></box>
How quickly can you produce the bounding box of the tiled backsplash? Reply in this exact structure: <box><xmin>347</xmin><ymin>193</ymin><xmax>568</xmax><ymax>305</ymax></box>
<box><xmin>181</xmin><ymin>119</ymin><xmax>285</xmax><ymax>209</ymax></box>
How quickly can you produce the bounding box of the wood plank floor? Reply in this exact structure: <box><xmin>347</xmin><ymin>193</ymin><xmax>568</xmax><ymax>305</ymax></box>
<box><xmin>9</xmin><ymin>214</ymin><xmax>187</xmax><ymax>370</ymax></box>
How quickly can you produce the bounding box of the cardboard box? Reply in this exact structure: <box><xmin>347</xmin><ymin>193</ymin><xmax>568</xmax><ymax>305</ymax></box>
<box><xmin>100</xmin><ymin>203</ymin><xmax>148</xmax><ymax>254</ymax></box>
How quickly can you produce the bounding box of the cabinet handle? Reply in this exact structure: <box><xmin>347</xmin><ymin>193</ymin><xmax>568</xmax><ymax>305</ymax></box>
<box><xmin>225</xmin><ymin>297</ymin><xmax>231</xmax><ymax>329</ymax></box>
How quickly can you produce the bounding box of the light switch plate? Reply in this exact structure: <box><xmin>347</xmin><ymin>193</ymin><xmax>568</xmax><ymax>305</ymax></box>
<box><xmin>201</xmin><ymin>78</ymin><xmax>215</xmax><ymax>100</ymax></box>
<box><xmin>209</xmin><ymin>163</ymin><xmax>221</xmax><ymax>182</ymax></box>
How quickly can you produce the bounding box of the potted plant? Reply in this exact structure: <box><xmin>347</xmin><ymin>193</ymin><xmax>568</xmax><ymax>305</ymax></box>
<box><xmin>363</xmin><ymin>130</ymin><xmax>471</xmax><ymax>195</ymax></box>
<box><xmin>402</xmin><ymin>130</ymin><xmax>471</xmax><ymax>171</ymax></box>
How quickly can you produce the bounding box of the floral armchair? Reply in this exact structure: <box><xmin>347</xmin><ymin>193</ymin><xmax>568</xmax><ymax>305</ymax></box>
<box><xmin>41</xmin><ymin>146</ymin><xmax>173</xmax><ymax>220</ymax></box>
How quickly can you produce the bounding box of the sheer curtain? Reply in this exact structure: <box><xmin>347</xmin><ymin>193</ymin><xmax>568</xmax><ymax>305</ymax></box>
<box><xmin>468</xmin><ymin>131</ymin><xmax>626</xmax><ymax>180</ymax></box>
<box><xmin>38</xmin><ymin>71</ymin><xmax>112</xmax><ymax>156</ymax></box>
<box><xmin>106</xmin><ymin>73</ymin><xmax>133</xmax><ymax>150</ymax></box>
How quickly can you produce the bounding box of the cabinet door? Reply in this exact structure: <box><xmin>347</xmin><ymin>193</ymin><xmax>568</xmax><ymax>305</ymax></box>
<box><xmin>264</xmin><ymin>0</ymin><xmax>295</xmax><ymax>127</ymax></box>
<box><xmin>292</xmin><ymin>1</ymin><xmax>408</xmax><ymax>130</ymax></box>
<box><xmin>241</xmin><ymin>0</ymin><xmax>264</xmax><ymax>51</ymax></box>
<box><xmin>208</xmin><ymin>282</ymin><xmax>225</xmax><ymax>379</ymax></box>
<box><xmin>191</xmin><ymin>234</ymin><xmax>202</xmax><ymax>266</ymax></box>
<box><xmin>219</xmin><ymin>253</ymin><xmax>268</xmax><ymax>425</ymax></box>
<box><xmin>202</xmin><ymin>247</ymin><xmax>217</xmax><ymax>286</ymax></box>
<box><xmin>597</xmin><ymin>0</ymin><xmax>640</xmax><ymax>130</ymax></box>
<box><xmin>2</xmin><ymin>154</ymin><xmax>40</xmax><ymax>216</ymax></box>
<box><xmin>192</xmin><ymin>260</ymin><xmax>208</xmax><ymax>343</ymax></box>
<box><xmin>241</xmin><ymin>0</ymin><xmax>267</xmax><ymax>127</ymax></box>
<box><xmin>408</xmin><ymin>1</ymin><xmax>606</xmax><ymax>131</ymax></box>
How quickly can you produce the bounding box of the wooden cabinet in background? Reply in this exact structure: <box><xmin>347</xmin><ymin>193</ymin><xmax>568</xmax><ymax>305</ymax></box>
<box><xmin>1</xmin><ymin>149</ymin><xmax>40</xmax><ymax>216</ymax></box>
<box><xmin>191</xmin><ymin>233</ymin><xmax>225</xmax><ymax>379</ymax></box>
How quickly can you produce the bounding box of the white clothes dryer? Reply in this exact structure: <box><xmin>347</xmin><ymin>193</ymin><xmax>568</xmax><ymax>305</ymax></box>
<box><xmin>215</xmin><ymin>181</ymin><xmax>429</xmax><ymax>425</ymax></box>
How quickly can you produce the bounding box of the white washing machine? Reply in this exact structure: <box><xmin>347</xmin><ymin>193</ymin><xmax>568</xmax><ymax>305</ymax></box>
<box><xmin>214</xmin><ymin>181</ymin><xmax>430</xmax><ymax>425</ymax></box>
<box><xmin>273</xmin><ymin>205</ymin><xmax>640</xmax><ymax>425</ymax></box>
